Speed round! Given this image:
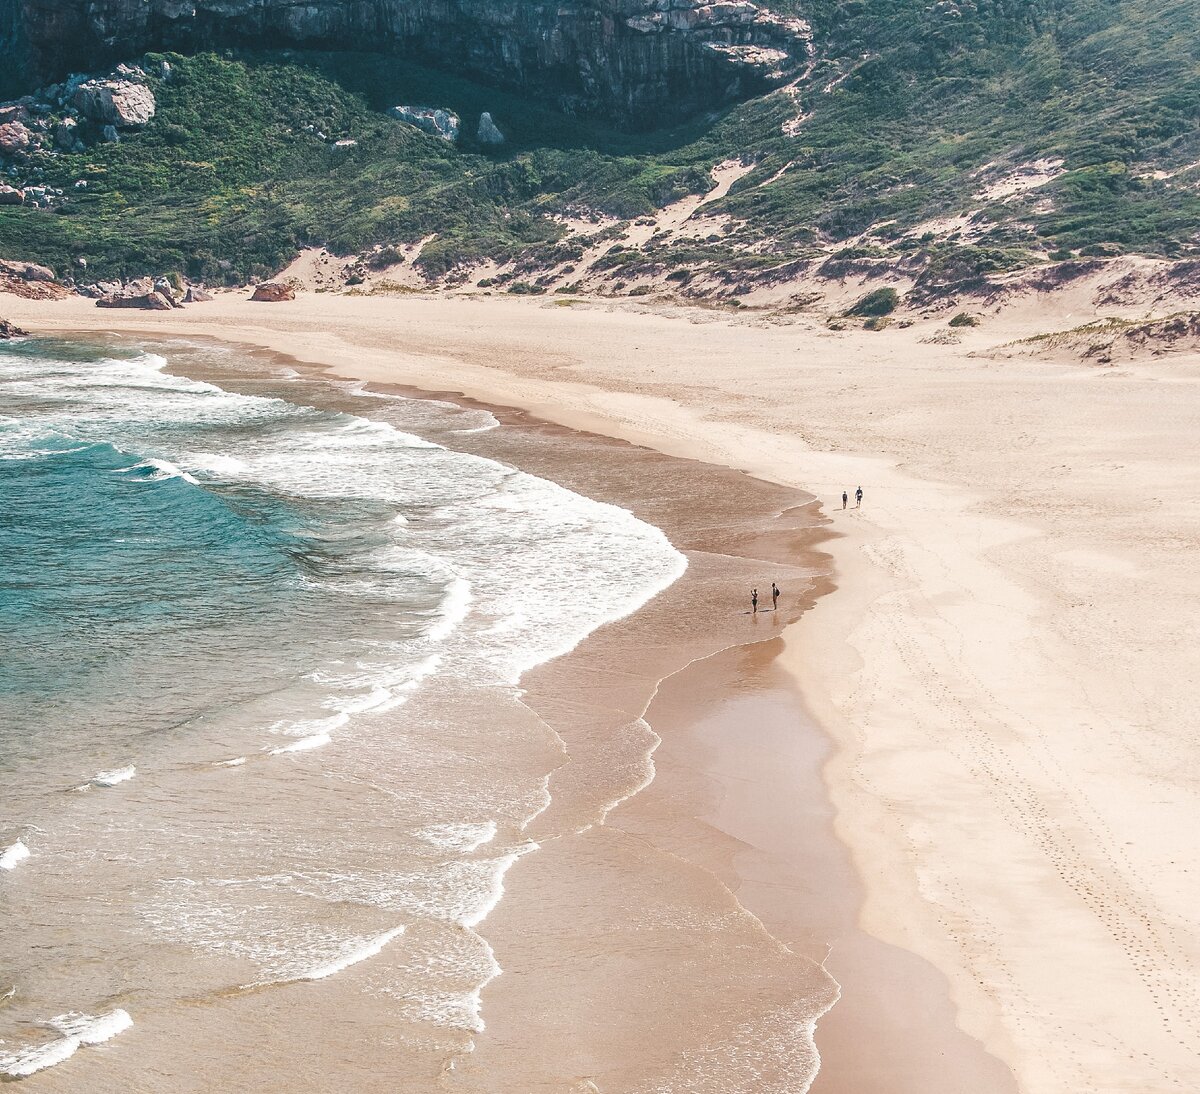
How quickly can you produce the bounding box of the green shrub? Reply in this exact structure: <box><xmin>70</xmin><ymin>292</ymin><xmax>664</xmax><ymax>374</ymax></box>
<box><xmin>847</xmin><ymin>287</ymin><xmax>900</xmax><ymax>317</ymax></box>
<box><xmin>949</xmin><ymin>312</ymin><xmax>979</xmax><ymax>327</ymax></box>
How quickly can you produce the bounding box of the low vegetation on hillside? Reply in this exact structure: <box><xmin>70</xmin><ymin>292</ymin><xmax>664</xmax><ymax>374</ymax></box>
<box><xmin>0</xmin><ymin>0</ymin><xmax>1196</xmax><ymax>290</ymax></box>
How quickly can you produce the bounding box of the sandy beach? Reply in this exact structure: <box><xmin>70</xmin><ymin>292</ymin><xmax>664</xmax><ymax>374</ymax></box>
<box><xmin>5</xmin><ymin>279</ymin><xmax>1200</xmax><ymax>1091</ymax></box>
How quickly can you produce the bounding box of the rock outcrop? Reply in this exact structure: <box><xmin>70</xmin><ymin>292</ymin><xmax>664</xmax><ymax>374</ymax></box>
<box><xmin>0</xmin><ymin>257</ymin><xmax>71</xmax><ymax>298</ymax></box>
<box><xmin>391</xmin><ymin>105</ymin><xmax>460</xmax><ymax>141</ymax></box>
<box><xmin>71</xmin><ymin>74</ymin><xmax>156</xmax><ymax>127</ymax></box>
<box><xmin>5</xmin><ymin>0</ymin><xmax>811</xmax><ymax>127</ymax></box>
<box><xmin>0</xmin><ymin>258</ymin><xmax>54</xmax><ymax>280</ymax></box>
<box><xmin>476</xmin><ymin>111</ymin><xmax>504</xmax><ymax>145</ymax></box>
<box><xmin>250</xmin><ymin>281</ymin><xmax>295</xmax><ymax>301</ymax></box>
<box><xmin>0</xmin><ymin>317</ymin><xmax>28</xmax><ymax>338</ymax></box>
<box><xmin>0</xmin><ymin>65</ymin><xmax>156</xmax><ymax>175</ymax></box>
<box><xmin>97</xmin><ymin>289</ymin><xmax>176</xmax><ymax>309</ymax></box>
<box><xmin>0</xmin><ymin>118</ymin><xmax>30</xmax><ymax>154</ymax></box>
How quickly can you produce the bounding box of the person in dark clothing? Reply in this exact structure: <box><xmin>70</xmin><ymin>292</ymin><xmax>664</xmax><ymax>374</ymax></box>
<box><xmin>771</xmin><ymin>582</ymin><xmax>780</xmax><ymax>610</ymax></box>
<box><xmin>842</xmin><ymin>491</ymin><xmax>848</xmax><ymax>510</ymax></box>
<box><xmin>855</xmin><ymin>486</ymin><xmax>863</xmax><ymax>508</ymax></box>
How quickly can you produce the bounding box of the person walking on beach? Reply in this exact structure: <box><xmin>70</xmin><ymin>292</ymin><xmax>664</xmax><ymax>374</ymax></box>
<box><xmin>842</xmin><ymin>490</ymin><xmax>848</xmax><ymax>510</ymax></box>
<box><xmin>855</xmin><ymin>486</ymin><xmax>863</xmax><ymax>508</ymax></box>
<box><xmin>751</xmin><ymin>588</ymin><xmax>759</xmax><ymax>614</ymax></box>
<box><xmin>771</xmin><ymin>582</ymin><xmax>780</xmax><ymax>610</ymax></box>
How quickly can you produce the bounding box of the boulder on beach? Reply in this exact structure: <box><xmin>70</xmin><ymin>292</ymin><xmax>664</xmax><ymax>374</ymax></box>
<box><xmin>0</xmin><ymin>258</ymin><xmax>70</xmax><ymax>299</ymax></box>
<box><xmin>0</xmin><ymin>318</ymin><xmax>29</xmax><ymax>339</ymax></box>
<box><xmin>250</xmin><ymin>282</ymin><xmax>296</xmax><ymax>302</ymax></box>
<box><xmin>184</xmin><ymin>286</ymin><xmax>214</xmax><ymax>303</ymax></box>
<box><xmin>0</xmin><ymin>259</ymin><xmax>56</xmax><ymax>281</ymax></box>
<box><xmin>96</xmin><ymin>290</ymin><xmax>176</xmax><ymax>310</ymax></box>
<box><xmin>390</xmin><ymin>106</ymin><xmax>459</xmax><ymax>142</ymax></box>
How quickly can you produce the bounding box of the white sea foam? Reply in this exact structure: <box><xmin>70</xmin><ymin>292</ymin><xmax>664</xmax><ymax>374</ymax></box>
<box><xmin>459</xmin><ymin>850</ymin><xmax>531</xmax><ymax>930</ymax></box>
<box><xmin>79</xmin><ymin>765</ymin><xmax>136</xmax><ymax>789</ymax></box>
<box><xmin>415</xmin><ymin>822</ymin><xmax>498</xmax><ymax>854</ymax></box>
<box><xmin>0</xmin><ymin>839</ymin><xmax>30</xmax><ymax>871</ymax></box>
<box><xmin>425</xmin><ymin>576</ymin><xmax>472</xmax><ymax>644</ymax></box>
<box><xmin>287</xmin><ymin>926</ymin><xmax>406</xmax><ymax>982</ymax></box>
<box><xmin>116</xmin><ymin>457</ymin><xmax>199</xmax><ymax>484</ymax></box>
<box><xmin>450</xmin><ymin>419</ymin><xmax>500</xmax><ymax>435</ymax></box>
<box><xmin>313</xmin><ymin>654</ymin><xmax>442</xmax><ymax>715</ymax></box>
<box><xmin>215</xmin><ymin>756</ymin><xmax>247</xmax><ymax>767</ymax></box>
<box><xmin>336</xmin><ymin>383</ymin><xmax>500</xmax><ymax>434</ymax></box>
<box><xmin>187</xmin><ymin>453</ymin><xmax>248</xmax><ymax>477</ymax></box>
<box><xmin>326</xmin><ymin>686</ymin><xmax>394</xmax><ymax>714</ymax></box>
<box><xmin>267</xmin><ymin>732</ymin><xmax>331</xmax><ymax>755</ymax></box>
<box><xmin>367</xmin><ymin>848</ymin><xmax>535</xmax><ymax>929</ymax></box>
<box><xmin>0</xmin><ymin>1010</ymin><xmax>132</xmax><ymax>1080</ymax></box>
<box><xmin>269</xmin><ymin>711</ymin><xmax>347</xmax><ymax>743</ymax></box>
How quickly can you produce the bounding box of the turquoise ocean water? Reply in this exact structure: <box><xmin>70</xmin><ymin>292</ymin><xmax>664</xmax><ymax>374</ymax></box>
<box><xmin>0</xmin><ymin>336</ymin><xmax>685</xmax><ymax>1080</ymax></box>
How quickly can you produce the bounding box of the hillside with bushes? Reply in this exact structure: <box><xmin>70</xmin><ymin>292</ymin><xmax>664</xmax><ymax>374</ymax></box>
<box><xmin>0</xmin><ymin>0</ymin><xmax>1196</xmax><ymax>295</ymax></box>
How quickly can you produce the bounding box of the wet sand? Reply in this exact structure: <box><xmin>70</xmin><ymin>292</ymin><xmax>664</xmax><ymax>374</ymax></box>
<box><xmin>641</xmin><ymin>641</ymin><xmax>1019</xmax><ymax>1094</ymax></box>
<box><xmin>415</xmin><ymin>397</ymin><xmax>1015</xmax><ymax>1091</ymax></box>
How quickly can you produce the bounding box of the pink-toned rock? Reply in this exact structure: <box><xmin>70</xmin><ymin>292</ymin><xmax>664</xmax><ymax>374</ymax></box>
<box><xmin>0</xmin><ymin>318</ymin><xmax>28</xmax><ymax>338</ymax></box>
<box><xmin>0</xmin><ymin>185</ymin><xmax>24</xmax><ymax>206</ymax></box>
<box><xmin>0</xmin><ymin>121</ymin><xmax>32</xmax><ymax>156</ymax></box>
<box><xmin>96</xmin><ymin>290</ymin><xmax>176</xmax><ymax>310</ymax></box>
<box><xmin>72</xmin><ymin>79</ymin><xmax>156</xmax><ymax>128</ymax></box>
<box><xmin>250</xmin><ymin>281</ymin><xmax>296</xmax><ymax>302</ymax></box>
<box><xmin>0</xmin><ymin>258</ymin><xmax>55</xmax><ymax>280</ymax></box>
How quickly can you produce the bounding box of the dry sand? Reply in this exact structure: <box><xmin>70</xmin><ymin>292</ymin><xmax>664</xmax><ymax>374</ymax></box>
<box><xmin>5</xmin><ymin>278</ymin><xmax>1200</xmax><ymax>1091</ymax></box>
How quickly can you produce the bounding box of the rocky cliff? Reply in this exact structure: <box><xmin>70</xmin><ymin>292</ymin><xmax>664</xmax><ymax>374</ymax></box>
<box><xmin>3</xmin><ymin>0</ymin><xmax>811</xmax><ymax>126</ymax></box>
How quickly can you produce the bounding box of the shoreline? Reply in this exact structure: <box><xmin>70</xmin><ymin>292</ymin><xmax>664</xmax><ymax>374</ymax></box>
<box><xmin>423</xmin><ymin>388</ymin><xmax>1013</xmax><ymax>1092</ymax></box>
<box><xmin>3</xmin><ymin>330</ymin><xmax>848</xmax><ymax>1090</ymax></box>
<box><xmin>5</xmin><ymin>290</ymin><xmax>1200</xmax><ymax>1090</ymax></box>
<box><xmin>1</xmin><ymin>323</ymin><xmax>1010</xmax><ymax>1091</ymax></box>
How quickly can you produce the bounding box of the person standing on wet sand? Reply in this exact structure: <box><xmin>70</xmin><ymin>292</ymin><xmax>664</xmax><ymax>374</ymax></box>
<box><xmin>751</xmin><ymin>588</ymin><xmax>759</xmax><ymax>614</ymax></box>
<box><xmin>771</xmin><ymin>582</ymin><xmax>780</xmax><ymax>610</ymax></box>
<box><xmin>856</xmin><ymin>486</ymin><xmax>863</xmax><ymax>508</ymax></box>
<box><xmin>842</xmin><ymin>491</ymin><xmax>848</xmax><ymax>510</ymax></box>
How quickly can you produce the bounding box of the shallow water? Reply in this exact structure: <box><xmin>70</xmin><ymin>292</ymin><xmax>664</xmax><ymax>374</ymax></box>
<box><xmin>0</xmin><ymin>337</ymin><xmax>685</xmax><ymax>1082</ymax></box>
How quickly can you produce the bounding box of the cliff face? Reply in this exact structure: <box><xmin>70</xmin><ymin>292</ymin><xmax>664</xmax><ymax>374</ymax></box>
<box><xmin>0</xmin><ymin>0</ymin><xmax>30</xmax><ymax>96</ymax></box>
<box><xmin>7</xmin><ymin>0</ymin><xmax>811</xmax><ymax>126</ymax></box>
